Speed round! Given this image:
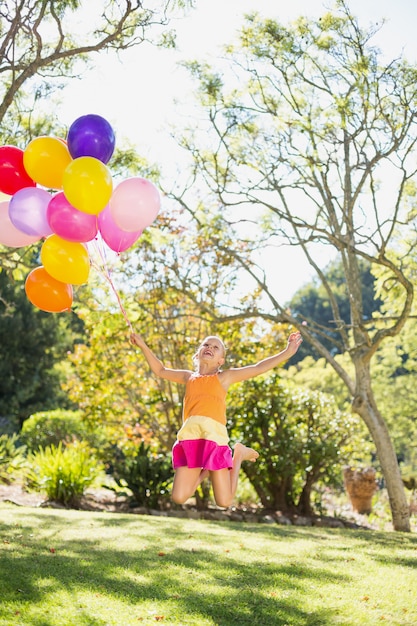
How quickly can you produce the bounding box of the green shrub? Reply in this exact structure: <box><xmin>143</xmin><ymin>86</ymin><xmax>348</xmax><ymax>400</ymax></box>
<box><xmin>228</xmin><ymin>374</ymin><xmax>365</xmax><ymax>515</ymax></box>
<box><xmin>110</xmin><ymin>441</ymin><xmax>173</xmax><ymax>509</ymax></box>
<box><xmin>0</xmin><ymin>434</ymin><xmax>27</xmax><ymax>484</ymax></box>
<box><xmin>26</xmin><ymin>441</ymin><xmax>102</xmax><ymax>506</ymax></box>
<box><xmin>20</xmin><ymin>409</ymin><xmax>103</xmax><ymax>452</ymax></box>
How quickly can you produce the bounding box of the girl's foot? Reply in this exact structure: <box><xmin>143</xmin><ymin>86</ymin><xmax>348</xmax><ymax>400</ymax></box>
<box><xmin>233</xmin><ymin>442</ymin><xmax>259</xmax><ymax>463</ymax></box>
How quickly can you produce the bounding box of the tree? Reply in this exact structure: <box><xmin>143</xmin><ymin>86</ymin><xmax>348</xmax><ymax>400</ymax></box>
<box><xmin>0</xmin><ymin>270</ymin><xmax>81</xmax><ymax>433</ymax></box>
<box><xmin>0</xmin><ymin>0</ymin><xmax>188</xmax><ymax>144</ymax></box>
<box><xmin>173</xmin><ymin>2</ymin><xmax>417</xmax><ymax>530</ymax></box>
<box><xmin>289</xmin><ymin>257</ymin><xmax>382</xmax><ymax>362</ymax></box>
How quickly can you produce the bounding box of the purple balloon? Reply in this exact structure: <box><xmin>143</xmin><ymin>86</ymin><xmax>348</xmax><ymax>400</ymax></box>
<box><xmin>47</xmin><ymin>192</ymin><xmax>98</xmax><ymax>242</ymax></box>
<box><xmin>98</xmin><ymin>203</ymin><xmax>141</xmax><ymax>253</ymax></box>
<box><xmin>0</xmin><ymin>201</ymin><xmax>40</xmax><ymax>247</ymax></box>
<box><xmin>67</xmin><ymin>114</ymin><xmax>116</xmax><ymax>164</ymax></box>
<box><xmin>9</xmin><ymin>187</ymin><xmax>53</xmax><ymax>237</ymax></box>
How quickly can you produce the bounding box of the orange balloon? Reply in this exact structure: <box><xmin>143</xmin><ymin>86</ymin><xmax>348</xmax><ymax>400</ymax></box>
<box><xmin>41</xmin><ymin>235</ymin><xmax>90</xmax><ymax>285</ymax></box>
<box><xmin>23</xmin><ymin>136</ymin><xmax>72</xmax><ymax>189</ymax></box>
<box><xmin>25</xmin><ymin>267</ymin><xmax>73</xmax><ymax>313</ymax></box>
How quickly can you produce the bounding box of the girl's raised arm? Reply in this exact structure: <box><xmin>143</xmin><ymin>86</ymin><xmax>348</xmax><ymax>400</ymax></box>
<box><xmin>220</xmin><ymin>332</ymin><xmax>303</xmax><ymax>388</ymax></box>
<box><xmin>130</xmin><ymin>333</ymin><xmax>191</xmax><ymax>384</ymax></box>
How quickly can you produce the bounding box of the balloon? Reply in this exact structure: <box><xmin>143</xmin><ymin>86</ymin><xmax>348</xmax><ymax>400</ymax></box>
<box><xmin>9</xmin><ymin>187</ymin><xmax>53</xmax><ymax>237</ymax></box>
<box><xmin>0</xmin><ymin>145</ymin><xmax>36</xmax><ymax>195</ymax></box>
<box><xmin>23</xmin><ymin>136</ymin><xmax>72</xmax><ymax>189</ymax></box>
<box><xmin>41</xmin><ymin>235</ymin><xmax>90</xmax><ymax>285</ymax></box>
<box><xmin>25</xmin><ymin>267</ymin><xmax>73</xmax><ymax>313</ymax></box>
<box><xmin>0</xmin><ymin>201</ymin><xmax>41</xmax><ymax>247</ymax></box>
<box><xmin>109</xmin><ymin>177</ymin><xmax>161</xmax><ymax>232</ymax></box>
<box><xmin>63</xmin><ymin>156</ymin><xmax>113</xmax><ymax>215</ymax></box>
<box><xmin>47</xmin><ymin>192</ymin><xmax>98</xmax><ymax>242</ymax></box>
<box><xmin>98</xmin><ymin>204</ymin><xmax>142</xmax><ymax>252</ymax></box>
<box><xmin>67</xmin><ymin>114</ymin><xmax>116</xmax><ymax>164</ymax></box>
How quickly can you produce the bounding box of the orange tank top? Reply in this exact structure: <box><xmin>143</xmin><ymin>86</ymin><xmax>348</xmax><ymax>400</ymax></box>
<box><xmin>182</xmin><ymin>373</ymin><xmax>227</xmax><ymax>425</ymax></box>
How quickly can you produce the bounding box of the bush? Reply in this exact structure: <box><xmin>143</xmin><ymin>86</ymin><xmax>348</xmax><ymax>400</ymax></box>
<box><xmin>20</xmin><ymin>409</ymin><xmax>103</xmax><ymax>452</ymax></box>
<box><xmin>110</xmin><ymin>441</ymin><xmax>173</xmax><ymax>509</ymax></box>
<box><xmin>228</xmin><ymin>374</ymin><xmax>364</xmax><ymax>515</ymax></box>
<box><xmin>0</xmin><ymin>434</ymin><xmax>27</xmax><ymax>484</ymax></box>
<box><xmin>26</xmin><ymin>441</ymin><xmax>102</xmax><ymax>506</ymax></box>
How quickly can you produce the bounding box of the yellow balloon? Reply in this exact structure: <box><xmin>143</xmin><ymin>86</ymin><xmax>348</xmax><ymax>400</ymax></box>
<box><xmin>63</xmin><ymin>156</ymin><xmax>113</xmax><ymax>215</ymax></box>
<box><xmin>41</xmin><ymin>235</ymin><xmax>90</xmax><ymax>285</ymax></box>
<box><xmin>23</xmin><ymin>137</ymin><xmax>72</xmax><ymax>189</ymax></box>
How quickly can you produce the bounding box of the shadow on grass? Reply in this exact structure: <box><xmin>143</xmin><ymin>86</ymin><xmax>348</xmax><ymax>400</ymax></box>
<box><xmin>1</xmin><ymin>508</ymin><xmax>416</xmax><ymax>625</ymax></box>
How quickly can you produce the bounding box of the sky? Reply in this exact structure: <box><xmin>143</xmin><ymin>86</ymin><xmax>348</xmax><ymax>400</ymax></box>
<box><xmin>61</xmin><ymin>0</ymin><xmax>417</xmax><ymax>158</ymax></box>
<box><xmin>56</xmin><ymin>0</ymin><xmax>417</xmax><ymax>302</ymax></box>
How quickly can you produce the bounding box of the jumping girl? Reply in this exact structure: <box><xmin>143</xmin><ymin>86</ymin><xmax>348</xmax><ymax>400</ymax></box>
<box><xmin>130</xmin><ymin>331</ymin><xmax>302</xmax><ymax>508</ymax></box>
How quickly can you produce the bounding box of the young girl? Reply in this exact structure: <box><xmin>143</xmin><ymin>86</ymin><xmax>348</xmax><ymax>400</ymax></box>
<box><xmin>130</xmin><ymin>331</ymin><xmax>302</xmax><ymax>508</ymax></box>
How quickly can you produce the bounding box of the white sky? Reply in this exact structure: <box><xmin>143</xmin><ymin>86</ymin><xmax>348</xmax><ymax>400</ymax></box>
<box><xmin>61</xmin><ymin>0</ymin><xmax>417</xmax><ymax>155</ymax></box>
<box><xmin>56</xmin><ymin>0</ymin><xmax>417</xmax><ymax>302</ymax></box>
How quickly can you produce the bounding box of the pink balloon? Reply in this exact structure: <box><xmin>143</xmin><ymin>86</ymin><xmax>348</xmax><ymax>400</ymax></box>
<box><xmin>8</xmin><ymin>187</ymin><xmax>53</xmax><ymax>237</ymax></box>
<box><xmin>98</xmin><ymin>204</ymin><xmax>142</xmax><ymax>252</ymax></box>
<box><xmin>109</xmin><ymin>177</ymin><xmax>161</xmax><ymax>232</ymax></box>
<box><xmin>47</xmin><ymin>192</ymin><xmax>98</xmax><ymax>242</ymax></box>
<box><xmin>0</xmin><ymin>201</ymin><xmax>41</xmax><ymax>247</ymax></box>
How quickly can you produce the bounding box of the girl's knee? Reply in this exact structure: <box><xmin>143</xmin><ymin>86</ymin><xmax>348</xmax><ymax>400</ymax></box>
<box><xmin>172</xmin><ymin>467</ymin><xmax>204</xmax><ymax>504</ymax></box>
<box><xmin>171</xmin><ymin>493</ymin><xmax>187</xmax><ymax>505</ymax></box>
<box><xmin>171</xmin><ymin>486</ymin><xmax>192</xmax><ymax>505</ymax></box>
<box><xmin>214</xmin><ymin>494</ymin><xmax>233</xmax><ymax>508</ymax></box>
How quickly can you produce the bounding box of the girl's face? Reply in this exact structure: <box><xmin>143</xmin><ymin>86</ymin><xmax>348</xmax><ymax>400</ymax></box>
<box><xmin>196</xmin><ymin>336</ymin><xmax>226</xmax><ymax>369</ymax></box>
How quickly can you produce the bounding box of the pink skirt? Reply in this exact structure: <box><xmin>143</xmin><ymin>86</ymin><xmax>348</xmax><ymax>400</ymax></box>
<box><xmin>172</xmin><ymin>415</ymin><xmax>233</xmax><ymax>471</ymax></box>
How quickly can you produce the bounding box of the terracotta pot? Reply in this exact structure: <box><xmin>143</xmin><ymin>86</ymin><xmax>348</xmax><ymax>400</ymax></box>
<box><xmin>343</xmin><ymin>466</ymin><xmax>378</xmax><ymax>515</ymax></box>
<box><xmin>349</xmin><ymin>494</ymin><xmax>374</xmax><ymax>514</ymax></box>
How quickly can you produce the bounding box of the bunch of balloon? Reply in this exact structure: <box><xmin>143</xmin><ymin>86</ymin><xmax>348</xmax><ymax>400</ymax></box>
<box><xmin>0</xmin><ymin>113</ymin><xmax>161</xmax><ymax>315</ymax></box>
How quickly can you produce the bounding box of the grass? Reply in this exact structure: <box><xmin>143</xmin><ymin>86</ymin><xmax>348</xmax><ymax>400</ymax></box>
<box><xmin>0</xmin><ymin>504</ymin><xmax>416</xmax><ymax>626</ymax></box>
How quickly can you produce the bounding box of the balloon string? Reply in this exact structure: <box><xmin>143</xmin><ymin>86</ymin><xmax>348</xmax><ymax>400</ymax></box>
<box><xmin>92</xmin><ymin>239</ymin><xmax>133</xmax><ymax>332</ymax></box>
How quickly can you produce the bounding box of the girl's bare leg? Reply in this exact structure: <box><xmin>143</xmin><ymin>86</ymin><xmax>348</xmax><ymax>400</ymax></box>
<box><xmin>171</xmin><ymin>466</ymin><xmax>210</xmax><ymax>504</ymax></box>
<box><xmin>210</xmin><ymin>443</ymin><xmax>259</xmax><ymax>508</ymax></box>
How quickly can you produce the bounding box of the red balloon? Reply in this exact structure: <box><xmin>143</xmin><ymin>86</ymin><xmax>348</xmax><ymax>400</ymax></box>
<box><xmin>0</xmin><ymin>146</ymin><xmax>36</xmax><ymax>195</ymax></box>
<box><xmin>25</xmin><ymin>267</ymin><xmax>73</xmax><ymax>313</ymax></box>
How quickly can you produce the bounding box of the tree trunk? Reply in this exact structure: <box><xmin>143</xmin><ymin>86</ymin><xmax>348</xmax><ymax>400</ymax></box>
<box><xmin>297</xmin><ymin>472</ymin><xmax>316</xmax><ymax>516</ymax></box>
<box><xmin>246</xmin><ymin>468</ymin><xmax>295</xmax><ymax>512</ymax></box>
<box><xmin>352</xmin><ymin>363</ymin><xmax>410</xmax><ymax>532</ymax></box>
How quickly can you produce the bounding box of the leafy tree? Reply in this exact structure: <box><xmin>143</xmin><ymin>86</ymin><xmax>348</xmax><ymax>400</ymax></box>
<box><xmin>0</xmin><ymin>0</ymin><xmax>189</xmax><ymax>145</ymax></box>
<box><xmin>284</xmin><ymin>321</ymin><xmax>417</xmax><ymax>475</ymax></box>
<box><xmin>172</xmin><ymin>2</ymin><xmax>417</xmax><ymax>529</ymax></box>
<box><xmin>0</xmin><ymin>270</ymin><xmax>81</xmax><ymax>433</ymax></box>
<box><xmin>289</xmin><ymin>257</ymin><xmax>382</xmax><ymax>362</ymax></box>
<box><xmin>369</xmin><ymin>321</ymin><xmax>417</xmax><ymax>475</ymax></box>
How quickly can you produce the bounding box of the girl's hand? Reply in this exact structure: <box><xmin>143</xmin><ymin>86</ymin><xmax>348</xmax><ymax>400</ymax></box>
<box><xmin>130</xmin><ymin>332</ymin><xmax>143</xmax><ymax>347</ymax></box>
<box><xmin>287</xmin><ymin>331</ymin><xmax>303</xmax><ymax>355</ymax></box>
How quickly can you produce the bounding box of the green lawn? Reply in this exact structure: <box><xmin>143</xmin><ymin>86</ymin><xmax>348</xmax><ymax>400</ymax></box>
<box><xmin>0</xmin><ymin>504</ymin><xmax>416</xmax><ymax>626</ymax></box>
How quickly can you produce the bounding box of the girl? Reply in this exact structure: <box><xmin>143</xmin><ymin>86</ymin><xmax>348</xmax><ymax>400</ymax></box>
<box><xmin>130</xmin><ymin>331</ymin><xmax>302</xmax><ymax>508</ymax></box>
